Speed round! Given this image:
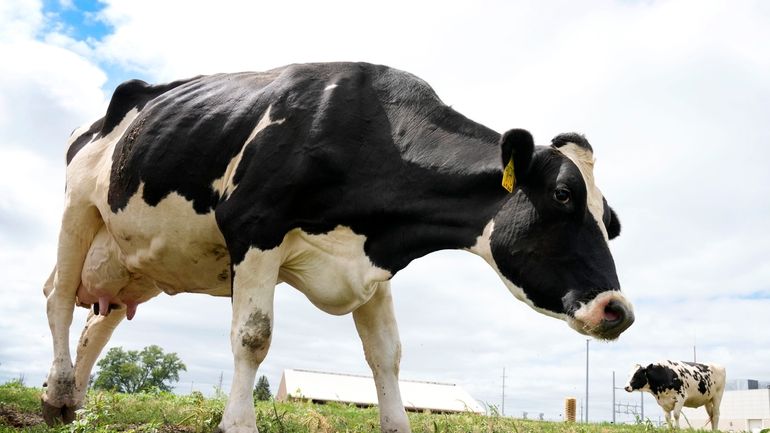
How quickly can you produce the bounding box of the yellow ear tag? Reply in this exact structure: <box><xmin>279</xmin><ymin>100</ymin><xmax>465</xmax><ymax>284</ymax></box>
<box><xmin>502</xmin><ymin>158</ymin><xmax>516</xmax><ymax>192</ymax></box>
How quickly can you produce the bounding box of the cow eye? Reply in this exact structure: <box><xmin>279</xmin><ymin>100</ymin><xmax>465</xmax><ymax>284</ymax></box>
<box><xmin>553</xmin><ymin>187</ymin><xmax>571</xmax><ymax>204</ymax></box>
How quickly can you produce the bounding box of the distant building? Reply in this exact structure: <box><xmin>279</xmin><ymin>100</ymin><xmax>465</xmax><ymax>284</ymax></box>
<box><xmin>727</xmin><ymin>379</ymin><xmax>770</xmax><ymax>391</ymax></box>
<box><xmin>276</xmin><ymin>369</ymin><xmax>484</xmax><ymax>414</ymax></box>
<box><xmin>682</xmin><ymin>387</ymin><xmax>770</xmax><ymax>433</ymax></box>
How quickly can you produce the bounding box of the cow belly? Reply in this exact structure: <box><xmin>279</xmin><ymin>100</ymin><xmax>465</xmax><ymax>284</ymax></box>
<box><xmin>279</xmin><ymin>227</ymin><xmax>392</xmax><ymax>315</ymax></box>
<box><xmin>101</xmin><ymin>184</ymin><xmax>231</xmax><ymax>296</ymax></box>
<box><xmin>684</xmin><ymin>392</ymin><xmax>711</xmax><ymax>408</ymax></box>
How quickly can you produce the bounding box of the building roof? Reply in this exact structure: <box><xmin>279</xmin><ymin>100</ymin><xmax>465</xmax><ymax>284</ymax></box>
<box><xmin>276</xmin><ymin>369</ymin><xmax>485</xmax><ymax>414</ymax></box>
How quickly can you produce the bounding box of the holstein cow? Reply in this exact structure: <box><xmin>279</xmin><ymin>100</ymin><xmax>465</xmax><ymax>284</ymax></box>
<box><xmin>42</xmin><ymin>62</ymin><xmax>633</xmax><ymax>433</ymax></box>
<box><xmin>625</xmin><ymin>361</ymin><xmax>726</xmax><ymax>430</ymax></box>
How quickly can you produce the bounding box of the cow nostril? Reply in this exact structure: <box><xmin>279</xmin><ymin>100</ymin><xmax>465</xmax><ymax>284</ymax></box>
<box><xmin>603</xmin><ymin>300</ymin><xmax>625</xmax><ymax>325</ymax></box>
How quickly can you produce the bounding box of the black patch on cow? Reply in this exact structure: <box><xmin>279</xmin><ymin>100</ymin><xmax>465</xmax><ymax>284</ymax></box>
<box><xmin>101</xmin><ymin>64</ymin><xmax>509</xmax><ymax>268</ymax></box>
<box><xmin>684</xmin><ymin>361</ymin><xmax>712</xmax><ymax>394</ymax></box>
<box><xmin>66</xmin><ymin>118</ymin><xmax>104</xmax><ymax>165</ymax></box>
<box><xmin>603</xmin><ymin>197</ymin><xmax>621</xmax><ymax>240</ymax></box>
<box><xmin>646</xmin><ymin>364</ymin><xmax>684</xmax><ymax>395</ymax></box>
<box><xmin>489</xmin><ymin>147</ymin><xmax>620</xmax><ymax>314</ymax></box>
<box><xmin>551</xmin><ymin>132</ymin><xmax>593</xmax><ymax>152</ymax></box>
<box><xmin>629</xmin><ymin>367</ymin><xmax>648</xmax><ymax>390</ymax></box>
<box><xmin>101</xmin><ymin>78</ymin><xmax>197</xmax><ymax>137</ymax></box>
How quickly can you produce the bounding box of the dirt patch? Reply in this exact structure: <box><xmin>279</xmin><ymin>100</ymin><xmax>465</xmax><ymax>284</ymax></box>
<box><xmin>0</xmin><ymin>403</ymin><xmax>44</xmax><ymax>428</ymax></box>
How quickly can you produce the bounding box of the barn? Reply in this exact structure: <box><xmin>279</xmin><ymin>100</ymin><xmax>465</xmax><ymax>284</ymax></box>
<box><xmin>682</xmin><ymin>379</ymin><xmax>770</xmax><ymax>433</ymax></box>
<box><xmin>275</xmin><ymin>369</ymin><xmax>485</xmax><ymax>414</ymax></box>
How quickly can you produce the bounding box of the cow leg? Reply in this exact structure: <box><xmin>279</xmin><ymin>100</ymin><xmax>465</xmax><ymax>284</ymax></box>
<box><xmin>353</xmin><ymin>282</ymin><xmax>410</xmax><ymax>433</ymax></box>
<box><xmin>217</xmin><ymin>248</ymin><xmax>281</xmax><ymax>433</ymax></box>
<box><xmin>663</xmin><ymin>410</ymin><xmax>673</xmax><ymax>429</ymax></box>
<box><xmin>709</xmin><ymin>392</ymin><xmax>723</xmax><ymax>431</ymax></box>
<box><xmin>42</xmin><ymin>205</ymin><xmax>101</xmax><ymax>425</ymax></box>
<box><xmin>672</xmin><ymin>399</ymin><xmax>684</xmax><ymax>429</ymax></box>
<box><xmin>72</xmin><ymin>309</ymin><xmax>126</xmax><ymax>405</ymax></box>
<box><xmin>704</xmin><ymin>402</ymin><xmax>715</xmax><ymax>430</ymax></box>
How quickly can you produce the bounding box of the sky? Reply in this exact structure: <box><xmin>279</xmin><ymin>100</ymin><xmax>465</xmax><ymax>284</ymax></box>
<box><xmin>1</xmin><ymin>0</ymin><xmax>769</xmax><ymax>425</ymax></box>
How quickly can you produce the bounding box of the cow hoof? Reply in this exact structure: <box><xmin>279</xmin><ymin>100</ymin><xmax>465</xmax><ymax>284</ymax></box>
<box><xmin>41</xmin><ymin>399</ymin><xmax>77</xmax><ymax>425</ymax></box>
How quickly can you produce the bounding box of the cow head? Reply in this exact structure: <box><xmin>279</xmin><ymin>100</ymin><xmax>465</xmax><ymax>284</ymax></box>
<box><xmin>624</xmin><ymin>364</ymin><xmax>649</xmax><ymax>392</ymax></box>
<box><xmin>484</xmin><ymin>129</ymin><xmax>633</xmax><ymax>340</ymax></box>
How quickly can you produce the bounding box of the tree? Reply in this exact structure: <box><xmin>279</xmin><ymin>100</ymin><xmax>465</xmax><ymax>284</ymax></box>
<box><xmin>93</xmin><ymin>345</ymin><xmax>186</xmax><ymax>393</ymax></box>
<box><xmin>253</xmin><ymin>375</ymin><xmax>271</xmax><ymax>401</ymax></box>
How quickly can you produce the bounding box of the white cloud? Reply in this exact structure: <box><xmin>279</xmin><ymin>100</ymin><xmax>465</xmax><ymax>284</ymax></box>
<box><xmin>1</xmin><ymin>0</ymin><xmax>769</xmax><ymax>426</ymax></box>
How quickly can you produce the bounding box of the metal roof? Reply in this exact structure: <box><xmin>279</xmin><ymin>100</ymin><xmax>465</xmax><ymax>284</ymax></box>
<box><xmin>276</xmin><ymin>369</ymin><xmax>485</xmax><ymax>414</ymax></box>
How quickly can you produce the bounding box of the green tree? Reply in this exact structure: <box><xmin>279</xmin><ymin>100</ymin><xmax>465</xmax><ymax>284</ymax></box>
<box><xmin>93</xmin><ymin>345</ymin><xmax>186</xmax><ymax>393</ymax></box>
<box><xmin>253</xmin><ymin>375</ymin><xmax>271</xmax><ymax>401</ymax></box>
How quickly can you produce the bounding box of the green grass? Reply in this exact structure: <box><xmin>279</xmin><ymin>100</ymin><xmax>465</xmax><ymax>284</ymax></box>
<box><xmin>0</xmin><ymin>381</ymin><xmax>721</xmax><ymax>433</ymax></box>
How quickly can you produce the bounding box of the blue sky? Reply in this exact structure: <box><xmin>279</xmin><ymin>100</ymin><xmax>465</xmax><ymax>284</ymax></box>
<box><xmin>1</xmin><ymin>0</ymin><xmax>769</xmax><ymax>426</ymax></box>
<box><xmin>42</xmin><ymin>0</ymin><xmax>112</xmax><ymax>41</ymax></box>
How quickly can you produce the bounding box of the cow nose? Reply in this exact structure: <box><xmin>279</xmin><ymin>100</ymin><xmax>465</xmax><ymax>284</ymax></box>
<box><xmin>602</xmin><ymin>299</ymin><xmax>634</xmax><ymax>337</ymax></box>
<box><xmin>624</xmin><ymin>386</ymin><xmax>632</xmax><ymax>392</ymax></box>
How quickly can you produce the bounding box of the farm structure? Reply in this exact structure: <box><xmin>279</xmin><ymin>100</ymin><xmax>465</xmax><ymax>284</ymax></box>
<box><xmin>276</xmin><ymin>369</ymin><xmax>484</xmax><ymax>414</ymax></box>
<box><xmin>682</xmin><ymin>385</ymin><xmax>770</xmax><ymax>433</ymax></box>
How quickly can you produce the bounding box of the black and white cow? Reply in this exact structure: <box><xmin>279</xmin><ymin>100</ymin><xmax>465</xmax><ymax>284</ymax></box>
<box><xmin>625</xmin><ymin>361</ymin><xmax>726</xmax><ymax>430</ymax></box>
<box><xmin>42</xmin><ymin>62</ymin><xmax>634</xmax><ymax>433</ymax></box>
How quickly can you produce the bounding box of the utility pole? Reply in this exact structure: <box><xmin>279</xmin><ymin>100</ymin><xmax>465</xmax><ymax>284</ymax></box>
<box><xmin>693</xmin><ymin>333</ymin><xmax>697</xmax><ymax>362</ymax></box>
<box><xmin>612</xmin><ymin>371</ymin><xmax>616</xmax><ymax>424</ymax></box>
<box><xmin>501</xmin><ymin>367</ymin><xmax>506</xmax><ymax>417</ymax></box>
<box><xmin>585</xmin><ymin>339</ymin><xmax>590</xmax><ymax>423</ymax></box>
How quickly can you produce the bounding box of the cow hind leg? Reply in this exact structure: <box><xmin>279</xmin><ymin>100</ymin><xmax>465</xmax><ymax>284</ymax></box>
<box><xmin>72</xmin><ymin>309</ymin><xmax>126</xmax><ymax>406</ymax></box>
<box><xmin>710</xmin><ymin>391</ymin><xmax>724</xmax><ymax>431</ymax></box>
<box><xmin>42</xmin><ymin>205</ymin><xmax>102</xmax><ymax>425</ymax></box>
<box><xmin>217</xmin><ymin>247</ymin><xmax>281</xmax><ymax>433</ymax></box>
<box><xmin>353</xmin><ymin>282</ymin><xmax>411</xmax><ymax>433</ymax></box>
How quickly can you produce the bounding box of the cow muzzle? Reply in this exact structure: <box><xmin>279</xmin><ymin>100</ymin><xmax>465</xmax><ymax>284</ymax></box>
<box><xmin>567</xmin><ymin>291</ymin><xmax>634</xmax><ymax>340</ymax></box>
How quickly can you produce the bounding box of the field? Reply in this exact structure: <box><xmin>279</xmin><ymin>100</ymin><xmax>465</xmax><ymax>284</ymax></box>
<box><xmin>0</xmin><ymin>381</ymin><xmax>721</xmax><ymax>433</ymax></box>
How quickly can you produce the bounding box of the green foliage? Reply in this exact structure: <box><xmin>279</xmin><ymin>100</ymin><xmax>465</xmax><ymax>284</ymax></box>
<box><xmin>0</xmin><ymin>379</ymin><xmax>42</xmax><ymax>413</ymax></box>
<box><xmin>253</xmin><ymin>375</ymin><xmax>271</xmax><ymax>401</ymax></box>
<box><xmin>93</xmin><ymin>345</ymin><xmax>186</xmax><ymax>393</ymax></box>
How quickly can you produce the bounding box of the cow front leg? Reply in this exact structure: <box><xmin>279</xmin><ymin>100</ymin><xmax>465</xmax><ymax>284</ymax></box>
<box><xmin>353</xmin><ymin>282</ymin><xmax>411</xmax><ymax>433</ymax></box>
<box><xmin>71</xmin><ymin>308</ymin><xmax>126</xmax><ymax>407</ymax></box>
<box><xmin>217</xmin><ymin>248</ymin><xmax>280</xmax><ymax>433</ymax></box>
<box><xmin>42</xmin><ymin>206</ymin><xmax>101</xmax><ymax>425</ymax></box>
<box><xmin>672</xmin><ymin>399</ymin><xmax>685</xmax><ymax>429</ymax></box>
<box><xmin>663</xmin><ymin>410</ymin><xmax>673</xmax><ymax>429</ymax></box>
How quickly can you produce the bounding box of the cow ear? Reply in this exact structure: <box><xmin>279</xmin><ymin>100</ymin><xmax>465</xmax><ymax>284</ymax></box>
<box><xmin>500</xmin><ymin>128</ymin><xmax>534</xmax><ymax>182</ymax></box>
<box><xmin>607</xmin><ymin>206</ymin><xmax>621</xmax><ymax>240</ymax></box>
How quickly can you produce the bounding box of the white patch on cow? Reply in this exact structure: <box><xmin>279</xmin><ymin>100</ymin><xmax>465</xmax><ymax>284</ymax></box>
<box><xmin>212</xmin><ymin>105</ymin><xmax>285</xmax><ymax>198</ymax></box>
<box><xmin>279</xmin><ymin>226</ymin><xmax>392</xmax><ymax>315</ymax></box>
<box><xmin>468</xmin><ymin>220</ymin><xmax>569</xmax><ymax>322</ymax></box>
<box><xmin>569</xmin><ymin>290</ymin><xmax>632</xmax><ymax>335</ymax></box>
<box><xmin>102</xmin><ymin>182</ymin><xmax>231</xmax><ymax>297</ymax></box>
<box><xmin>554</xmin><ymin>143</ymin><xmax>609</xmax><ymax>240</ymax></box>
<box><xmin>324</xmin><ymin>83</ymin><xmax>338</xmax><ymax>91</ymax></box>
<box><xmin>66</xmin><ymin>108</ymin><xmax>140</xmax><ymax>198</ymax></box>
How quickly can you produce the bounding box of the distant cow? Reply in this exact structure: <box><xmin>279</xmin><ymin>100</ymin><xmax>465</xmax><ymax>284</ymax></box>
<box><xmin>625</xmin><ymin>361</ymin><xmax>726</xmax><ymax>430</ymax></box>
<box><xmin>42</xmin><ymin>62</ymin><xmax>634</xmax><ymax>433</ymax></box>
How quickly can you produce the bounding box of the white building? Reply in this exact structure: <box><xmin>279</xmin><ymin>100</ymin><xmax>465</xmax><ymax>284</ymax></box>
<box><xmin>682</xmin><ymin>388</ymin><xmax>770</xmax><ymax>433</ymax></box>
<box><xmin>276</xmin><ymin>368</ymin><xmax>485</xmax><ymax>414</ymax></box>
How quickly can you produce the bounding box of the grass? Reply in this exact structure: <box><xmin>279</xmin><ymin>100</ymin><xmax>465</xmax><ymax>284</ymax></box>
<box><xmin>0</xmin><ymin>381</ymin><xmax>723</xmax><ymax>433</ymax></box>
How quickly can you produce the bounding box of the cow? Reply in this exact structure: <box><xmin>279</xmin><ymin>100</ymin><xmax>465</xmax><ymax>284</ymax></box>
<box><xmin>625</xmin><ymin>361</ymin><xmax>726</xmax><ymax>430</ymax></box>
<box><xmin>41</xmin><ymin>62</ymin><xmax>634</xmax><ymax>433</ymax></box>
